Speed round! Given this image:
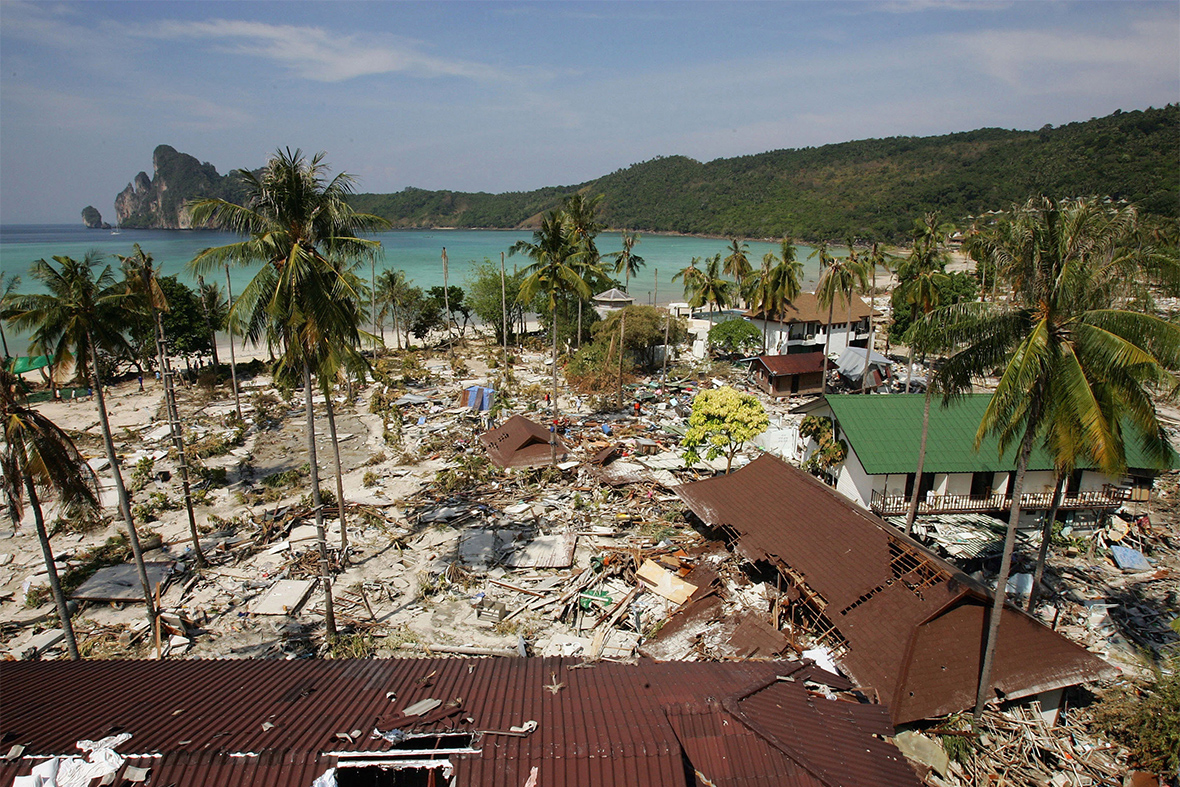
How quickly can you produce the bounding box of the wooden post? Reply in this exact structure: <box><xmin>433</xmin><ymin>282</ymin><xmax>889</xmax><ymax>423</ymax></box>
<box><xmin>224</xmin><ymin>265</ymin><xmax>242</xmax><ymax>422</ymax></box>
<box><xmin>442</xmin><ymin>248</ymin><xmax>453</xmax><ymax>359</ymax></box>
<box><xmin>500</xmin><ymin>251</ymin><xmax>509</xmax><ymax>371</ymax></box>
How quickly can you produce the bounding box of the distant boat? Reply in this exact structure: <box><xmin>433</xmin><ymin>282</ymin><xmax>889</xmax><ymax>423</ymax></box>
<box><xmin>111</xmin><ymin>222</ymin><xmax>121</xmax><ymax>235</ymax></box>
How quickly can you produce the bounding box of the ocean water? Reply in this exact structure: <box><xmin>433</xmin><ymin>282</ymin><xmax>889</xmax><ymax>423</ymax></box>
<box><xmin>0</xmin><ymin>225</ymin><xmax>826</xmax><ymax>346</ymax></box>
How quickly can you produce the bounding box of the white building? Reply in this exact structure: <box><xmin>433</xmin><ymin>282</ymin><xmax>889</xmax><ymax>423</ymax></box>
<box><xmin>745</xmin><ymin>292</ymin><xmax>876</xmax><ymax>358</ymax></box>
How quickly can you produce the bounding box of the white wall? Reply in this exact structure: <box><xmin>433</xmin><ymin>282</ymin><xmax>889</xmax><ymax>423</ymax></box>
<box><xmin>835</xmin><ymin>445</ymin><xmax>876</xmax><ymax>510</ymax></box>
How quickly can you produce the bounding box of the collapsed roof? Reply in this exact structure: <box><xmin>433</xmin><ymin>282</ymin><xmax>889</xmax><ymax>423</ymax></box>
<box><xmin>478</xmin><ymin>414</ymin><xmax>568</xmax><ymax>468</ymax></box>
<box><xmin>674</xmin><ymin>454</ymin><xmax>1116</xmax><ymax>725</ymax></box>
<box><xmin>0</xmin><ymin>658</ymin><xmax>921</xmax><ymax>787</ymax></box>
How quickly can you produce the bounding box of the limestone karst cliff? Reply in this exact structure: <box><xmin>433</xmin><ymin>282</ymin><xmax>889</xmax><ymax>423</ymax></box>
<box><xmin>81</xmin><ymin>205</ymin><xmax>110</xmax><ymax>229</ymax></box>
<box><xmin>113</xmin><ymin>145</ymin><xmax>246</xmax><ymax>229</ymax></box>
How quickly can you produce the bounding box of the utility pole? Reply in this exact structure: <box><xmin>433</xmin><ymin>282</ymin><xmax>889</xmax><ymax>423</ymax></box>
<box><xmin>661</xmin><ymin>310</ymin><xmax>671</xmax><ymax>382</ymax></box>
<box><xmin>500</xmin><ymin>251</ymin><xmax>509</xmax><ymax>373</ymax></box>
<box><xmin>442</xmin><ymin>247</ymin><xmax>453</xmax><ymax>360</ymax></box>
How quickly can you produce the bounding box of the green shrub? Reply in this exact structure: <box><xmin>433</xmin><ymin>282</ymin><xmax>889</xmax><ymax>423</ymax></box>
<box><xmin>1092</xmin><ymin>656</ymin><xmax>1180</xmax><ymax>773</ymax></box>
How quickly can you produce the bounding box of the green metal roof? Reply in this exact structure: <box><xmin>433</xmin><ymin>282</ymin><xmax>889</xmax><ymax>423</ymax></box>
<box><xmin>822</xmin><ymin>394</ymin><xmax>1173</xmax><ymax>476</ymax></box>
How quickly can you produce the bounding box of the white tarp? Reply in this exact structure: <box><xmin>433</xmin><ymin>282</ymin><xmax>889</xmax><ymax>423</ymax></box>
<box><xmin>834</xmin><ymin>346</ymin><xmax>892</xmax><ymax>382</ymax></box>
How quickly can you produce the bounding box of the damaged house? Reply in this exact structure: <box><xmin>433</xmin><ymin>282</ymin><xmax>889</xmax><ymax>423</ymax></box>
<box><xmin>796</xmin><ymin>394</ymin><xmax>1170</xmax><ymax>520</ymax></box>
<box><xmin>674</xmin><ymin>454</ymin><xmax>1116</xmax><ymax>725</ymax></box>
<box><xmin>0</xmin><ymin>658</ymin><xmax>922</xmax><ymax>787</ymax></box>
<box><xmin>478</xmin><ymin>414</ymin><xmax>569</xmax><ymax>469</ymax></box>
<box><xmin>744</xmin><ymin>292</ymin><xmax>877</xmax><ymax>357</ymax></box>
<box><xmin>747</xmin><ymin>353</ymin><xmax>828</xmax><ymax>398</ymax></box>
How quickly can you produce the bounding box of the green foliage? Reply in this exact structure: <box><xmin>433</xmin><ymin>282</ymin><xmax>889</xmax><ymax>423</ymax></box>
<box><xmin>890</xmin><ymin>271</ymin><xmax>978</xmax><ymax>342</ymax></box>
<box><xmin>800</xmin><ymin>415</ymin><xmax>847</xmax><ymax>477</ymax></box>
<box><xmin>131</xmin><ymin>491</ymin><xmax>177</xmax><ymax>523</ymax></box>
<box><xmin>708</xmin><ymin>318</ymin><xmax>762</xmax><ymax>356</ymax></box>
<box><xmin>434</xmin><ymin>453</ymin><xmax>494</xmax><ymax>494</ymax></box>
<box><xmin>1092</xmin><ymin>655</ymin><xmax>1180</xmax><ymax>773</ymax></box>
<box><xmin>465</xmin><ymin>257</ymin><xmax>528</xmax><ymax>344</ymax></box>
<box><xmin>345</xmin><ymin>106</ymin><xmax>1178</xmax><ymax>239</ymax></box>
<box><xmin>681</xmin><ymin>386</ymin><xmax>769</xmax><ymax>473</ymax></box>
<box><xmin>129</xmin><ymin>457</ymin><xmax>155</xmax><ymax>493</ymax></box>
<box><xmin>261</xmin><ymin>465</ymin><xmax>307</xmax><ymax>489</ymax></box>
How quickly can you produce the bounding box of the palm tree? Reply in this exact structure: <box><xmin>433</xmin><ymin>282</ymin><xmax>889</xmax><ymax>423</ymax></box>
<box><xmin>0</xmin><ymin>272</ymin><xmax>20</xmax><ymax>360</ymax></box>
<box><xmin>672</xmin><ymin>257</ymin><xmax>706</xmax><ymax>310</ymax></box>
<box><xmin>814</xmin><ymin>246</ymin><xmax>865</xmax><ymax>395</ymax></box>
<box><xmin>762</xmin><ymin>238</ymin><xmax>805</xmax><ymax>354</ymax></box>
<box><xmin>513</xmin><ymin>210</ymin><xmax>588</xmax><ymax>463</ymax></box>
<box><xmin>697</xmin><ymin>254</ymin><xmax>732</xmax><ymax>319</ymax></box>
<box><xmin>859</xmin><ymin>243</ymin><xmax>892</xmax><ymax>392</ymax></box>
<box><xmin>722</xmin><ymin>238</ymin><xmax>752</xmax><ymax>300</ymax></box>
<box><xmin>196</xmin><ymin>276</ymin><xmax>227</xmax><ymax>370</ymax></box>
<box><xmin>935</xmin><ymin>195</ymin><xmax>1180</xmax><ymax>722</ymax></box>
<box><xmin>188</xmin><ymin>148</ymin><xmax>388</xmax><ymax>637</ymax></box>
<box><xmin>744</xmin><ymin>253</ymin><xmax>779</xmax><ymax>353</ymax></box>
<box><xmin>5</xmin><ymin>252</ymin><xmax>158</xmax><ymax>627</ymax></box>
<box><xmin>1</xmin><ymin>369</ymin><xmax>101</xmax><ymax>660</ymax></box>
<box><xmin>120</xmin><ymin>245</ymin><xmax>206</xmax><ymax>567</ymax></box>
<box><xmin>563</xmin><ymin>194</ymin><xmax>604</xmax><ymax>348</ymax></box>
<box><xmin>375</xmin><ymin>269</ymin><xmax>410</xmax><ymax>352</ymax></box>
<box><xmin>605</xmin><ymin>232</ymin><xmax>645</xmax><ymax>406</ymax></box>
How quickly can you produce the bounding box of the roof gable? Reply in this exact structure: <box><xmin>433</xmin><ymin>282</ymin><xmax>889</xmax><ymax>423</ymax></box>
<box><xmin>821</xmin><ymin>394</ymin><xmax>1173</xmax><ymax>475</ymax></box>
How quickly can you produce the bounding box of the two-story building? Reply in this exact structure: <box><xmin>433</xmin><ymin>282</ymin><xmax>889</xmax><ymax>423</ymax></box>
<box><xmin>744</xmin><ymin>292</ymin><xmax>876</xmax><ymax>357</ymax></box>
<box><xmin>795</xmin><ymin>394</ymin><xmax>1169</xmax><ymax>524</ymax></box>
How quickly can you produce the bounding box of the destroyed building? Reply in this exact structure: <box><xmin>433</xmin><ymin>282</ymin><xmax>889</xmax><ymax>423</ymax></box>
<box><xmin>674</xmin><ymin>454</ymin><xmax>1117</xmax><ymax>725</ymax></box>
<box><xmin>795</xmin><ymin>394</ymin><xmax>1171</xmax><ymax>519</ymax></box>
<box><xmin>478</xmin><ymin>414</ymin><xmax>568</xmax><ymax>469</ymax></box>
<box><xmin>0</xmin><ymin>658</ymin><xmax>922</xmax><ymax>787</ymax></box>
<box><xmin>746</xmin><ymin>353</ymin><xmax>827</xmax><ymax>398</ymax></box>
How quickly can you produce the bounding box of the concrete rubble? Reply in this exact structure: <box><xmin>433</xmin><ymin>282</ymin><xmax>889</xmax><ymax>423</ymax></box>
<box><xmin>1</xmin><ymin>335</ymin><xmax>1177</xmax><ymax>786</ymax></box>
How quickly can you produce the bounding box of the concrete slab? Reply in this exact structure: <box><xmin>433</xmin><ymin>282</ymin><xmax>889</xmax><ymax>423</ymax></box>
<box><xmin>71</xmin><ymin>562</ymin><xmax>173</xmax><ymax>603</ymax></box>
<box><xmin>251</xmin><ymin>579</ymin><xmax>316</xmax><ymax>616</ymax></box>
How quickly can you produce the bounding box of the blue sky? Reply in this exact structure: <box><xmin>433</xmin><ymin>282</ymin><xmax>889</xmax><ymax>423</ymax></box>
<box><xmin>1</xmin><ymin>0</ymin><xmax>1176</xmax><ymax>224</ymax></box>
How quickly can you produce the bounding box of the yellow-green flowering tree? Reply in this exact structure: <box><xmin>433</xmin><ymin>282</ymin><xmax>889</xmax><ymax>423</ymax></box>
<box><xmin>682</xmin><ymin>386</ymin><xmax>769</xmax><ymax>473</ymax></box>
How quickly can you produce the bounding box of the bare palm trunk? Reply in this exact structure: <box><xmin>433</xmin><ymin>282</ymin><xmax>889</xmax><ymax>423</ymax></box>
<box><xmin>323</xmin><ymin>388</ymin><xmax>349</xmax><ymax>558</ymax></box>
<box><xmin>87</xmin><ymin>331</ymin><xmax>155</xmax><ymax>628</ymax></box>
<box><xmin>500</xmin><ymin>252</ymin><xmax>509</xmax><ymax>371</ymax></box>
<box><xmin>577</xmin><ymin>299</ymin><xmax>583</xmax><ymax>349</ymax></box>
<box><xmin>905</xmin><ymin>344</ymin><xmax>916</xmax><ymax>394</ymax></box>
<box><xmin>821</xmin><ymin>301</ymin><xmax>834</xmax><ymax>395</ymax></box>
<box><xmin>371</xmin><ymin>258</ymin><xmax>378</xmax><ymax>355</ymax></box>
<box><xmin>860</xmin><ymin>267</ymin><xmax>877</xmax><ymax>392</ymax></box>
<box><xmin>617</xmin><ymin>310</ymin><xmax>627</xmax><ymax>409</ymax></box>
<box><xmin>154</xmin><ymin>313</ymin><xmax>206</xmax><ymax>568</ymax></box>
<box><xmin>662</xmin><ymin>313</ymin><xmax>670</xmax><ymax>381</ymax></box>
<box><xmin>225</xmin><ymin>265</ymin><xmax>242</xmax><ymax>422</ymax></box>
<box><xmin>442</xmin><ymin>248</ymin><xmax>453</xmax><ymax>359</ymax></box>
<box><xmin>27</xmin><ymin>477</ymin><xmax>79</xmax><ymax>660</ymax></box>
<box><xmin>551</xmin><ymin>305</ymin><xmax>559</xmax><ymax>466</ymax></box>
<box><xmin>1028</xmin><ymin>475</ymin><xmax>1065</xmax><ymax>612</ymax></box>
<box><xmin>303</xmin><ymin>361</ymin><xmax>336</xmax><ymax>636</ymax></box>
<box><xmin>0</xmin><ymin>323</ymin><xmax>9</xmax><ymax>359</ymax></box>
<box><xmin>196</xmin><ymin>276</ymin><xmax>220</xmax><ymax>370</ymax></box>
<box><xmin>904</xmin><ymin>383</ymin><xmax>934</xmax><ymax>534</ymax></box>
<box><xmin>975</xmin><ymin>418</ymin><xmax>1038</xmax><ymax>723</ymax></box>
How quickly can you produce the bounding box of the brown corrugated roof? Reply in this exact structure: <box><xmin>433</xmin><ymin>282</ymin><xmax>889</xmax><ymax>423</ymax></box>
<box><xmin>746</xmin><ymin>292</ymin><xmax>875</xmax><ymax>326</ymax></box>
<box><xmin>478</xmin><ymin>414</ymin><xmax>569</xmax><ymax>468</ymax></box>
<box><xmin>674</xmin><ymin>454</ymin><xmax>1116</xmax><ymax>725</ymax></box>
<box><xmin>0</xmin><ymin>658</ymin><xmax>918</xmax><ymax>787</ymax></box>
<box><xmin>751</xmin><ymin>354</ymin><xmax>829</xmax><ymax>376</ymax></box>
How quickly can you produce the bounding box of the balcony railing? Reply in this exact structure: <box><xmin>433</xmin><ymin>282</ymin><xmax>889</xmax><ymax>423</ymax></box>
<box><xmin>869</xmin><ymin>485</ymin><xmax>1131</xmax><ymax>516</ymax></box>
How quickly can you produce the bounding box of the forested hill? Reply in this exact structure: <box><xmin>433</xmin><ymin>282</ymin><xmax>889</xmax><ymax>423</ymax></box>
<box><xmin>350</xmin><ymin>105</ymin><xmax>1178</xmax><ymax>241</ymax></box>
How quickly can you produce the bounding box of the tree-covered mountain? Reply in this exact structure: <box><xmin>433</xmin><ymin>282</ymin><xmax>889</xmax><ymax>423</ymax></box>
<box><xmin>106</xmin><ymin>106</ymin><xmax>1178</xmax><ymax>240</ymax></box>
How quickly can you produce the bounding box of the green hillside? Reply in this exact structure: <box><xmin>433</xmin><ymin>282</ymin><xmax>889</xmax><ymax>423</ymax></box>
<box><xmin>349</xmin><ymin>105</ymin><xmax>1178</xmax><ymax>241</ymax></box>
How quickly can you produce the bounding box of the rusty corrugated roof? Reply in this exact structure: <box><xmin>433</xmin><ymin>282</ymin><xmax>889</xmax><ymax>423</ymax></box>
<box><xmin>746</xmin><ymin>292</ymin><xmax>875</xmax><ymax>326</ymax></box>
<box><xmin>478</xmin><ymin>414</ymin><xmax>569</xmax><ymax>468</ymax></box>
<box><xmin>751</xmin><ymin>354</ymin><xmax>828</xmax><ymax>377</ymax></box>
<box><xmin>0</xmin><ymin>657</ymin><xmax>919</xmax><ymax>787</ymax></box>
<box><xmin>674</xmin><ymin>454</ymin><xmax>1117</xmax><ymax>725</ymax></box>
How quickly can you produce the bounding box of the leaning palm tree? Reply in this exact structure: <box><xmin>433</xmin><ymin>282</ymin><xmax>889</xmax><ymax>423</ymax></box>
<box><xmin>513</xmin><ymin>210</ymin><xmax>588</xmax><ymax>464</ymax></box>
<box><xmin>672</xmin><ymin>257</ymin><xmax>706</xmax><ymax>311</ymax></box>
<box><xmin>1</xmin><ymin>369</ymin><xmax>101</xmax><ymax>660</ymax></box>
<box><xmin>814</xmin><ymin>247</ymin><xmax>864</xmax><ymax>395</ymax></box>
<box><xmin>722</xmin><ymin>238</ymin><xmax>752</xmax><ymax>295</ymax></box>
<box><xmin>744</xmin><ymin>253</ymin><xmax>779</xmax><ymax>353</ymax></box>
<box><xmin>0</xmin><ymin>272</ymin><xmax>20</xmax><ymax>360</ymax></box>
<box><xmin>120</xmin><ymin>244</ymin><xmax>206</xmax><ymax>567</ymax></box>
<box><xmin>858</xmin><ymin>243</ymin><xmax>892</xmax><ymax>392</ymax></box>
<box><xmin>604</xmin><ymin>232</ymin><xmax>645</xmax><ymax>407</ymax></box>
<box><xmin>697</xmin><ymin>254</ymin><xmax>733</xmax><ymax>319</ymax></box>
<box><xmin>188</xmin><ymin>148</ymin><xmax>389</xmax><ymax>637</ymax></box>
<box><xmin>563</xmin><ymin>194</ymin><xmax>604</xmax><ymax>348</ymax></box>
<box><xmin>6</xmin><ymin>253</ymin><xmax>157</xmax><ymax>627</ymax></box>
<box><xmin>936</xmin><ymin>195</ymin><xmax>1180</xmax><ymax>723</ymax></box>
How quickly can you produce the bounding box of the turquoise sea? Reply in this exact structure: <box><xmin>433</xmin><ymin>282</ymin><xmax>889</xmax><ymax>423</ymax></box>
<box><xmin>0</xmin><ymin>225</ymin><xmax>827</xmax><ymax>345</ymax></box>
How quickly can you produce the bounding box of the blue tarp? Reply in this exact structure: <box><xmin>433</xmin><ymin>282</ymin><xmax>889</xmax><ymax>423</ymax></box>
<box><xmin>461</xmin><ymin>386</ymin><xmax>494</xmax><ymax>411</ymax></box>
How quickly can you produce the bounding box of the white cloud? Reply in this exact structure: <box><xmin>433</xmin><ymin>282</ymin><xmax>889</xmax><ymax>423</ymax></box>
<box><xmin>142</xmin><ymin>19</ymin><xmax>511</xmax><ymax>83</ymax></box>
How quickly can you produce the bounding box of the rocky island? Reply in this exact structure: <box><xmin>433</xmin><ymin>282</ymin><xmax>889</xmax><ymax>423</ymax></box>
<box><xmin>113</xmin><ymin>144</ymin><xmax>247</xmax><ymax>229</ymax></box>
<box><xmin>81</xmin><ymin>205</ymin><xmax>110</xmax><ymax>229</ymax></box>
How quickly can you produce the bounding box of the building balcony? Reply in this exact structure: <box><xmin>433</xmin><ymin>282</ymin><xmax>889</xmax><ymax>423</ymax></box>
<box><xmin>869</xmin><ymin>485</ymin><xmax>1131</xmax><ymax>517</ymax></box>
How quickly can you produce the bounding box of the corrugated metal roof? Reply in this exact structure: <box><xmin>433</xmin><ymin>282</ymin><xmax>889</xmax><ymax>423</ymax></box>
<box><xmin>812</xmin><ymin>394</ymin><xmax>1171</xmax><ymax>475</ymax></box>
<box><xmin>674</xmin><ymin>454</ymin><xmax>1117</xmax><ymax>725</ymax></box>
<box><xmin>0</xmin><ymin>658</ymin><xmax>919</xmax><ymax>787</ymax></box>
<box><xmin>746</xmin><ymin>292</ymin><xmax>875</xmax><ymax>327</ymax></box>
<box><xmin>751</xmin><ymin>354</ymin><xmax>828</xmax><ymax>377</ymax></box>
<box><xmin>478</xmin><ymin>414</ymin><xmax>569</xmax><ymax>468</ymax></box>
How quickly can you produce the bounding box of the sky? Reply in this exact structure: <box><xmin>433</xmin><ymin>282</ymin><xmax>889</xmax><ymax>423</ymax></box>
<box><xmin>1</xmin><ymin>0</ymin><xmax>1177</xmax><ymax>224</ymax></box>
